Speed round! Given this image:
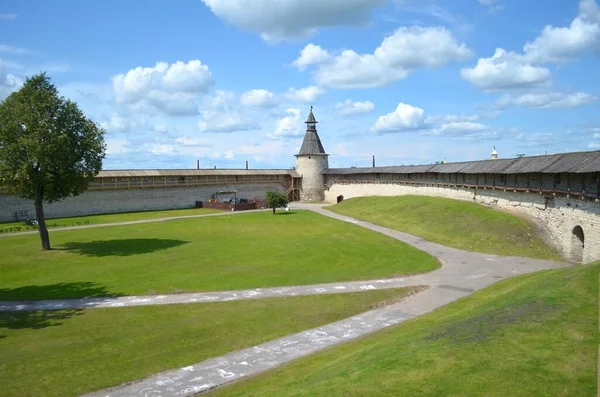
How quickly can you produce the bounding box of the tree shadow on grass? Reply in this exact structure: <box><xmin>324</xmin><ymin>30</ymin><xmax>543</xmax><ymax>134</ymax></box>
<box><xmin>0</xmin><ymin>282</ymin><xmax>123</xmax><ymax>334</ymax></box>
<box><xmin>0</xmin><ymin>309</ymin><xmax>84</xmax><ymax>332</ymax></box>
<box><xmin>0</xmin><ymin>281</ymin><xmax>121</xmax><ymax>301</ymax></box>
<box><xmin>58</xmin><ymin>238</ymin><xmax>189</xmax><ymax>257</ymax></box>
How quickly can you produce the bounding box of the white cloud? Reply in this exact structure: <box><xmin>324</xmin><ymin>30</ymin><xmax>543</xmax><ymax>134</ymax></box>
<box><xmin>311</xmin><ymin>51</ymin><xmax>409</xmax><ymax>89</ymax></box>
<box><xmin>429</xmin><ymin>121</ymin><xmax>491</xmax><ymax>137</ymax></box>
<box><xmin>0</xmin><ymin>13</ymin><xmax>16</xmax><ymax>20</ymax></box>
<box><xmin>202</xmin><ymin>90</ymin><xmax>236</xmax><ymax>109</ymax></box>
<box><xmin>175</xmin><ymin>137</ymin><xmax>210</xmax><ymax>146</ymax></box>
<box><xmin>0</xmin><ymin>44</ymin><xmax>32</xmax><ymax>54</ymax></box>
<box><xmin>460</xmin><ymin>48</ymin><xmax>552</xmax><ymax>92</ymax></box>
<box><xmin>142</xmin><ymin>91</ymin><xmax>200</xmax><ymax>116</ymax></box>
<box><xmin>523</xmin><ymin>0</ymin><xmax>600</xmax><ymax>63</ymax></box>
<box><xmin>105</xmin><ymin>138</ymin><xmax>130</xmax><ymax>155</ymax></box>
<box><xmin>154</xmin><ymin>123</ymin><xmax>170</xmax><ymax>133</ymax></box>
<box><xmin>593</xmin><ymin>132</ymin><xmax>600</xmax><ymax>139</ymax></box>
<box><xmin>496</xmin><ymin>91</ymin><xmax>596</xmax><ymax>109</ymax></box>
<box><xmin>240</xmin><ymin>89</ymin><xmax>277</xmax><ymax>108</ymax></box>
<box><xmin>0</xmin><ymin>59</ymin><xmax>23</xmax><ymax>99</ymax></box>
<box><xmin>516</xmin><ymin>132</ymin><xmax>560</xmax><ymax>147</ymax></box>
<box><xmin>292</xmin><ymin>44</ymin><xmax>332</xmax><ymax>71</ymax></box>
<box><xmin>266</xmin><ymin>108</ymin><xmax>304</xmax><ymax>139</ymax></box>
<box><xmin>234</xmin><ymin>140</ymin><xmax>287</xmax><ymax>156</ymax></box>
<box><xmin>197</xmin><ymin>110</ymin><xmax>259</xmax><ymax>133</ymax></box>
<box><xmin>200</xmin><ymin>0</ymin><xmax>386</xmax><ymax>42</ymax></box>
<box><xmin>373</xmin><ymin>26</ymin><xmax>473</xmax><ymax>69</ymax></box>
<box><xmin>100</xmin><ymin>114</ymin><xmax>146</xmax><ymax>133</ymax></box>
<box><xmin>284</xmin><ymin>86</ymin><xmax>325</xmax><ymax>103</ymax></box>
<box><xmin>589</xmin><ymin>142</ymin><xmax>600</xmax><ymax>149</ymax></box>
<box><xmin>294</xmin><ymin>26</ymin><xmax>472</xmax><ymax>89</ymax></box>
<box><xmin>112</xmin><ymin>60</ymin><xmax>213</xmax><ymax>115</ymax></box>
<box><xmin>476</xmin><ymin>0</ymin><xmax>504</xmax><ymax>11</ymax></box>
<box><xmin>425</xmin><ymin>114</ymin><xmax>479</xmax><ymax>123</ymax></box>
<box><xmin>334</xmin><ymin>100</ymin><xmax>375</xmax><ymax>116</ymax></box>
<box><xmin>373</xmin><ymin>103</ymin><xmax>426</xmax><ymax>133</ymax></box>
<box><xmin>148</xmin><ymin>144</ymin><xmax>178</xmax><ymax>155</ymax></box>
<box><xmin>372</xmin><ymin>104</ymin><xmax>502</xmax><ymax>140</ymax></box>
<box><xmin>463</xmin><ymin>1</ymin><xmax>600</xmax><ymax>92</ymax></box>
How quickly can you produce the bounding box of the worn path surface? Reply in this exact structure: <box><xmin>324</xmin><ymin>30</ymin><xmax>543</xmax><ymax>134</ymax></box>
<box><xmin>73</xmin><ymin>204</ymin><xmax>566</xmax><ymax>397</ymax></box>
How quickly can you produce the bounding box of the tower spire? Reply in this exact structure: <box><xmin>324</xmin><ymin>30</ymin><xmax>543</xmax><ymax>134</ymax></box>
<box><xmin>298</xmin><ymin>107</ymin><xmax>325</xmax><ymax>155</ymax></box>
<box><xmin>305</xmin><ymin>106</ymin><xmax>317</xmax><ymax>128</ymax></box>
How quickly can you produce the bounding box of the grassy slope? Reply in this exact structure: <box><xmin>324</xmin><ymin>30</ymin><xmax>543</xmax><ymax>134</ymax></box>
<box><xmin>329</xmin><ymin>196</ymin><xmax>560</xmax><ymax>260</ymax></box>
<box><xmin>0</xmin><ymin>287</ymin><xmax>417</xmax><ymax>397</ymax></box>
<box><xmin>0</xmin><ymin>211</ymin><xmax>439</xmax><ymax>300</ymax></box>
<box><xmin>0</xmin><ymin>207</ymin><xmax>223</xmax><ymax>233</ymax></box>
<box><xmin>213</xmin><ymin>263</ymin><xmax>599</xmax><ymax>397</ymax></box>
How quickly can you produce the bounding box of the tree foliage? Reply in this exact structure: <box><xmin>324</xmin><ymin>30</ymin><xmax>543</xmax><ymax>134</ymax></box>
<box><xmin>0</xmin><ymin>73</ymin><xmax>106</xmax><ymax>250</ymax></box>
<box><xmin>265</xmin><ymin>191</ymin><xmax>289</xmax><ymax>214</ymax></box>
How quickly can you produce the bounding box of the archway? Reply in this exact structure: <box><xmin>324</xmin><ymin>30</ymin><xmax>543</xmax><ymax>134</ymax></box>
<box><xmin>570</xmin><ymin>225</ymin><xmax>585</xmax><ymax>263</ymax></box>
<box><xmin>337</xmin><ymin>195</ymin><xmax>344</xmax><ymax>203</ymax></box>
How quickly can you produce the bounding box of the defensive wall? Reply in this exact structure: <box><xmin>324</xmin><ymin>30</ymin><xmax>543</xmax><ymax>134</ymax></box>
<box><xmin>323</xmin><ymin>150</ymin><xmax>600</xmax><ymax>264</ymax></box>
<box><xmin>0</xmin><ymin>169</ymin><xmax>298</xmax><ymax>222</ymax></box>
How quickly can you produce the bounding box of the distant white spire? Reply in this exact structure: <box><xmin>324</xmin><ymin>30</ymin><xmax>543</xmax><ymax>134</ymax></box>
<box><xmin>491</xmin><ymin>146</ymin><xmax>498</xmax><ymax>160</ymax></box>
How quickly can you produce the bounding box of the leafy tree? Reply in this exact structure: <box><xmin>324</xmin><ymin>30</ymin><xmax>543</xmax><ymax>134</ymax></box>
<box><xmin>0</xmin><ymin>73</ymin><xmax>106</xmax><ymax>250</ymax></box>
<box><xmin>265</xmin><ymin>191</ymin><xmax>289</xmax><ymax>215</ymax></box>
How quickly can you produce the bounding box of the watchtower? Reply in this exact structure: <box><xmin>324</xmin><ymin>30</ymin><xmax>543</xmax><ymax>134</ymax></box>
<box><xmin>295</xmin><ymin>107</ymin><xmax>329</xmax><ymax>201</ymax></box>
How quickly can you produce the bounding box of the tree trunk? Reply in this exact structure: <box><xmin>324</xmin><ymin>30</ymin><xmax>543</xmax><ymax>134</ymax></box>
<box><xmin>34</xmin><ymin>185</ymin><xmax>51</xmax><ymax>250</ymax></box>
<box><xmin>272</xmin><ymin>206</ymin><xmax>276</xmax><ymax>214</ymax></box>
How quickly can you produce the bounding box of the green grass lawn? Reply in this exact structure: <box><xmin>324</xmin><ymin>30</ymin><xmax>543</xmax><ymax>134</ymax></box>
<box><xmin>0</xmin><ymin>207</ymin><xmax>223</xmax><ymax>233</ymax></box>
<box><xmin>0</xmin><ymin>287</ymin><xmax>418</xmax><ymax>397</ymax></box>
<box><xmin>213</xmin><ymin>262</ymin><xmax>598</xmax><ymax>397</ymax></box>
<box><xmin>329</xmin><ymin>196</ymin><xmax>560</xmax><ymax>260</ymax></box>
<box><xmin>0</xmin><ymin>211</ymin><xmax>439</xmax><ymax>300</ymax></box>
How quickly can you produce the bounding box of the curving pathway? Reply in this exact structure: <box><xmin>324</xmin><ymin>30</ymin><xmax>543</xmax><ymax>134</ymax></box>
<box><xmin>0</xmin><ymin>204</ymin><xmax>568</xmax><ymax>397</ymax></box>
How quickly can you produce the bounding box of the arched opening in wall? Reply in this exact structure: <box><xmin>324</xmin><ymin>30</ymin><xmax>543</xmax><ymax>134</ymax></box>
<box><xmin>337</xmin><ymin>195</ymin><xmax>344</xmax><ymax>203</ymax></box>
<box><xmin>570</xmin><ymin>225</ymin><xmax>585</xmax><ymax>263</ymax></box>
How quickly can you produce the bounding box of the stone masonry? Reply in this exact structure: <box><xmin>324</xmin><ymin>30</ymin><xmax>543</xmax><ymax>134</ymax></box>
<box><xmin>325</xmin><ymin>181</ymin><xmax>600</xmax><ymax>264</ymax></box>
<box><xmin>0</xmin><ymin>183</ymin><xmax>284</xmax><ymax>222</ymax></box>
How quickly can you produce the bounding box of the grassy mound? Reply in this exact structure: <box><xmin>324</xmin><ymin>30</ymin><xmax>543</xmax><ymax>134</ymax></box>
<box><xmin>0</xmin><ymin>211</ymin><xmax>439</xmax><ymax>300</ymax></box>
<box><xmin>329</xmin><ymin>196</ymin><xmax>560</xmax><ymax>260</ymax></box>
<box><xmin>0</xmin><ymin>207</ymin><xmax>223</xmax><ymax>233</ymax></box>
<box><xmin>0</xmin><ymin>287</ymin><xmax>419</xmax><ymax>397</ymax></box>
<box><xmin>213</xmin><ymin>263</ymin><xmax>598</xmax><ymax>397</ymax></box>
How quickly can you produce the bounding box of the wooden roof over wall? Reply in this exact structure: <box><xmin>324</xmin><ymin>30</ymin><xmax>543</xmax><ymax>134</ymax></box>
<box><xmin>323</xmin><ymin>150</ymin><xmax>600</xmax><ymax>175</ymax></box>
<box><xmin>98</xmin><ymin>169</ymin><xmax>301</xmax><ymax>178</ymax></box>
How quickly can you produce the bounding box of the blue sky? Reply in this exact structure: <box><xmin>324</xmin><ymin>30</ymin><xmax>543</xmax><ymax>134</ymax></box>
<box><xmin>1</xmin><ymin>0</ymin><xmax>600</xmax><ymax>169</ymax></box>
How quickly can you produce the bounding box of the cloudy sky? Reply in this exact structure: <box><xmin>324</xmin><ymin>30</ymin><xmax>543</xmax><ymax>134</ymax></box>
<box><xmin>1</xmin><ymin>0</ymin><xmax>600</xmax><ymax>169</ymax></box>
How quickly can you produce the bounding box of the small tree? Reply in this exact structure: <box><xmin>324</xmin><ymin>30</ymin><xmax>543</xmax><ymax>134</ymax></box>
<box><xmin>265</xmin><ymin>191</ymin><xmax>289</xmax><ymax>215</ymax></box>
<box><xmin>0</xmin><ymin>73</ymin><xmax>106</xmax><ymax>250</ymax></box>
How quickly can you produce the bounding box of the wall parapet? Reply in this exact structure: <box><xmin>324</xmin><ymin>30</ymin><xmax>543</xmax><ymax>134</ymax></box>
<box><xmin>326</xmin><ymin>179</ymin><xmax>600</xmax><ymax>202</ymax></box>
<box><xmin>325</xmin><ymin>180</ymin><xmax>600</xmax><ymax>264</ymax></box>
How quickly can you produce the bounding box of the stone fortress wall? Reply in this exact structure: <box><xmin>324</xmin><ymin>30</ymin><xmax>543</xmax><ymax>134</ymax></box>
<box><xmin>2</xmin><ymin>106</ymin><xmax>599</xmax><ymax>266</ymax></box>
<box><xmin>324</xmin><ymin>179</ymin><xmax>600</xmax><ymax>264</ymax></box>
<box><xmin>0</xmin><ymin>182</ymin><xmax>286</xmax><ymax>223</ymax></box>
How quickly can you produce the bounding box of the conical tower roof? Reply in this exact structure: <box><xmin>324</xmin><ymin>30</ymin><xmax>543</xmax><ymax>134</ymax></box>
<box><xmin>297</xmin><ymin>108</ymin><xmax>327</xmax><ymax>156</ymax></box>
